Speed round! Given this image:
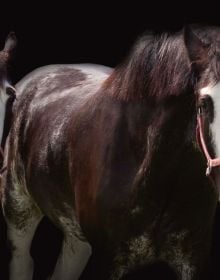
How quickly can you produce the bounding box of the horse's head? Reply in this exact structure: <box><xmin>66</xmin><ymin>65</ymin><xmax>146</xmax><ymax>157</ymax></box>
<box><xmin>184</xmin><ymin>25</ymin><xmax>220</xmax><ymax>177</ymax></box>
<box><xmin>0</xmin><ymin>32</ymin><xmax>17</xmax><ymax>146</ymax></box>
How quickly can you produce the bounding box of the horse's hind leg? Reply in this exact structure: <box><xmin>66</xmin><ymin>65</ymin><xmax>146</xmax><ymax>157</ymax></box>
<box><xmin>2</xmin><ymin>174</ymin><xmax>43</xmax><ymax>280</ymax></box>
<box><xmin>50</xmin><ymin>214</ymin><xmax>92</xmax><ymax>280</ymax></box>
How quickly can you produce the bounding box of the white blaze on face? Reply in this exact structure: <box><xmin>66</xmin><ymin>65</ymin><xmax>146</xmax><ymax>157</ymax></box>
<box><xmin>0</xmin><ymin>80</ymin><xmax>10</xmax><ymax>144</ymax></box>
<box><xmin>200</xmin><ymin>82</ymin><xmax>220</xmax><ymax>157</ymax></box>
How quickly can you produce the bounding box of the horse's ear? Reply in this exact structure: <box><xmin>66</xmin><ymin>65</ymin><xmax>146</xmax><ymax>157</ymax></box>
<box><xmin>184</xmin><ymin>25</ymin><xmax>210</xmax><ymax>73</ymax></box>
<box><xmin>3</xmin><ymin>32</ymin><xmax>17</xmax><ymax>55</ymax></box>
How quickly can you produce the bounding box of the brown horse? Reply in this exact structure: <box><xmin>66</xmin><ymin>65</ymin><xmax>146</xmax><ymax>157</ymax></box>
<box><xmin>1</xmin><ymin>26</ymin><xmax>220</xmax><ymax>280</ymax></box>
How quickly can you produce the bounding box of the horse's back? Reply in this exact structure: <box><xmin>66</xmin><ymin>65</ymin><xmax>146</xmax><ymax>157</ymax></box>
<box><xmin>15</xmin><ymin>63</ymin><xmax>112</xmax><ymax>100</ymax></box>
<box><xmin>12</xmin><ymin>63</ymin><xmax>113</xmax><ymax>169</ymax></box>
<box><xmin>7</xmin><ymin>63</ymin><xmax>113</xmax><ymax>220</ymax></box>
<box><xmin>14</xmin><ymin>64</ymin><xmax>113</xmax><ymax>123</ymax></box>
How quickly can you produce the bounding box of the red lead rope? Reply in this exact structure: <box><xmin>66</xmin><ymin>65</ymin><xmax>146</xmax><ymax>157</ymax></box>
<box><xmin>197</xmin><ymin>109</ymin><xmax>220</xmax><ymax>176</ymax></box>
<box><xmin>0</xmin><ymin>147</ymin><xmax>7</xmax><ymax>176</ymax></box>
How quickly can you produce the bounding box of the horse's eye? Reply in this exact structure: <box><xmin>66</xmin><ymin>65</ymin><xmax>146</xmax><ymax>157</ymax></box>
<box><xmin>6</xmin><ymin>85</ymin><xmax>16</xmax><ymax>97</ymax></box>
<box><xmin>198</xmin><ymin>95</ymin><xmax>214</xmax><ymax>122</ymax></box>
<box><xmin>198</xmin><ymin>99</ymin><xmax>207</xmax><ymax>112</ymax></box>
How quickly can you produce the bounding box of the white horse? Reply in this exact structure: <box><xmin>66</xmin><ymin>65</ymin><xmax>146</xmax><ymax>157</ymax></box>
<box><xmin>0</xmin><ymin>32</ymin><xmax>16</xmax><ymax>156</ymax></box>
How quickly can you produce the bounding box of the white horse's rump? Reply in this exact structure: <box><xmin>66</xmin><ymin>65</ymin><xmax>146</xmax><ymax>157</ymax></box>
<box><xmin>0</xmin><ymin>33</ymin><xmax>16</xmax><ymax>147</ymax></box>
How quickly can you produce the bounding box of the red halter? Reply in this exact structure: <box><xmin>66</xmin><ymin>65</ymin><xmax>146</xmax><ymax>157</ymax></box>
<box><xmin>197</xmin><ymin>108</ymin><xmax>220</xmax><ymax>176</ymax></box>
<box><xmin>0</xmin><ymin>147</ymin><xmax>6</xmax><ymax>175</ymax></box>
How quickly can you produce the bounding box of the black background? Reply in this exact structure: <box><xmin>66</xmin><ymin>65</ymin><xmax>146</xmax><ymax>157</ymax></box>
<box><xmin>1</xmin><ymin>3</ymin><xmax>220</xmax><ymax>83</ymax></box>
<box><xmin>1</xmin><ymin>3</ymin><xmax>220</xmax><ymax>280</ymax></box>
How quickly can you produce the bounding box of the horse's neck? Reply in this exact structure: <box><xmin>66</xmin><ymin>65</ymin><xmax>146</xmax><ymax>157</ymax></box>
<box><xmin>129</xmin><ymin>101</ymin><xmax>196</xmax><ymax>200</ymax></box>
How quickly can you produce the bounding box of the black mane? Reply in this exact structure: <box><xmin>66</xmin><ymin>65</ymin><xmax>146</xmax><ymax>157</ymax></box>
<box><xmin>104</xmin><ymin>30</ymin><xmax>194</xmax><ymax>101</ymax></box>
